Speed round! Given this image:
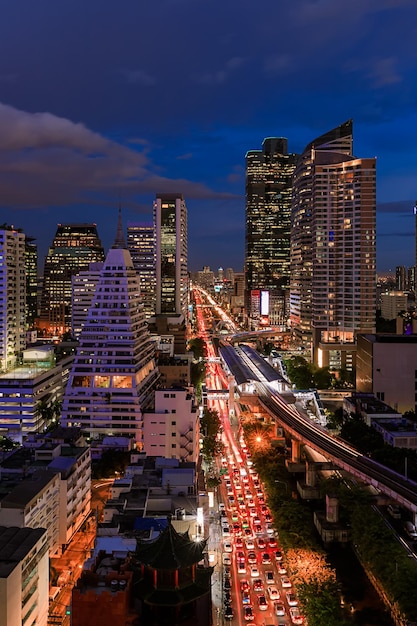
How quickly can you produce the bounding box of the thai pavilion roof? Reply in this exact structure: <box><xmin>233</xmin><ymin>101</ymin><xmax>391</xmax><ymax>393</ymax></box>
<box><xmin>135</xmin><ymin>519</ymin><xmax>208</xmax><ymax>570</ymax></box>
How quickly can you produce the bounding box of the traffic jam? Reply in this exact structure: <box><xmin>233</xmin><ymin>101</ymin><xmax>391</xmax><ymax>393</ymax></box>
<box><xmin>218</xmin><ymin>441</ymin><xmax>304</xmax><ymax>625</ymax></box>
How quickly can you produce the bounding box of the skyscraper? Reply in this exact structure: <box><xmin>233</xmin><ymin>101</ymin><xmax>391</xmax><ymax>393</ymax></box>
<box><xmin>0</xmin><ymin>226</ymin><xmax>26</xmax><ymax>371</ymax></box>
<box><xmin>61</xmin><ymin>216</ymin><xmax>159</xmax><ymax>442</ymax></box>
<box><xmin>245</xmin><ymin>138</ymin><xmax>297</xmax><ymax>327</ymax></box>
<box><xmin>39</xmin><ymin>224</ymin><xmax>105</xmax><ymax>336</ymax></box>
<box><xmin>154</xmin><ymin>193</ymin><xmax>188</xmax><ymax>318</ymax></box>
<box><xmin>290</xmin><ymin>121</ymin><xmax>376</xmax><ymax>369</ymax></box>
<box><xmin>127</xmin><ymin>222</ymin><xmax>156</xmax><ymax>319</ymax></box>
<box><xmin>25</xmin><ymin>236</ymin><xmax>38</xmax><ymax>330</ymax></box>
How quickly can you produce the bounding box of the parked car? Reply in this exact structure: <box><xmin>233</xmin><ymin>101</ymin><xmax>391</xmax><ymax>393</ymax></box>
<box><xmin>222</xmin><ymin>553</ymin><xmax>231</xmax><ymax>566</ymax></box>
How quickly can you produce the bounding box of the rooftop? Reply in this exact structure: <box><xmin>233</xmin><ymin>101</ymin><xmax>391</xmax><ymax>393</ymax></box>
<box><xmin>0</xmin><ymin>526</ymin><xmax>46</xmax><ymax>577</ymax></box>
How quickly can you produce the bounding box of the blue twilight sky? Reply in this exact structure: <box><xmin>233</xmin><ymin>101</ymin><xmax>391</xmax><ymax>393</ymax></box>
<box><xmin>0</xmin><ymin>0</ymin><xmax>416</xmax><ymax>272</ymax></box>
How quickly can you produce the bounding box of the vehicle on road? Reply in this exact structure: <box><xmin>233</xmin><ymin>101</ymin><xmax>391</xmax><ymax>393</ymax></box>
<box><xmin>281</xmin><ymin>576</ymin><xmax>292</xmax><ymax>588</ymax></box>
<box><xmin>289</xmin><ymin>607</ymin><xmax>304</xmax><ymax>624</ymax></box>
<box><xmin>267</xmin><ymin>586</ymin><xmax>280</xmax><ymax>600</ymax></box>
<box><xmin>286</xmin><ymin>592</ymin><xmax>298</xmax><ymax>606</ymax></box>
<box><xmin>244</xmin><ymin>606</ymin><xmax>254</xmax><ymax>621</ymax></box>
<box><xmin>274</xmin><ymin>601</ymin><xmax>286</xmax><ymax>616</ymax></box>
<box><xmin>258</xmin><ymin>594</ymin><xmax>268</xmax><ymax>610</ymax></box>
<box><xmin>265</xmin><ymin>570</ymin><xmax>275</xmax><ymax>583</ymax></box>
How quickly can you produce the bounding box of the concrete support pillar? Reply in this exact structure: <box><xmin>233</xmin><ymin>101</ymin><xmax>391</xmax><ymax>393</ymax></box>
<box><xmin>326</xmin><ymin>494</ymin><xmax>339</xmax><ymax>523</ymax></box>
<box><xmin>291</xmin><ymin>439</ymin><xmax>301</xmax><ymax>463</ymax></box>
<box><xmin>305</xmin><ymin>461</ymin><xmax>317</xmax><ymax>487</ymax></box>
<box><xmin>228</xmin><ymin>379</ymin><xmax>235</xmax><ymax>415</ymax></box>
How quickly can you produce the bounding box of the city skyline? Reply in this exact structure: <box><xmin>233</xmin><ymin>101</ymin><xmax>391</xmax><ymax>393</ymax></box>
<box><xmin>0</xmin><ymin>1</ymin><xmax>416</xmax><ymax>271</ymax></box>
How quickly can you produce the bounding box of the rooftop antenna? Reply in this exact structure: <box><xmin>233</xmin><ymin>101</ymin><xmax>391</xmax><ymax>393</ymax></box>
<box><xmin>112</xmin><ymin>204</ymin><xmax>126</xmax><ymax>249</ymax></box>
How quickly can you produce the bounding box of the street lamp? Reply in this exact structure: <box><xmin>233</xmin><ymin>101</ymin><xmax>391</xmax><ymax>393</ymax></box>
<box><xmin>274</xmin><ymin>479</ymin><xmax>288</xmax><ymax>495</ymax></box>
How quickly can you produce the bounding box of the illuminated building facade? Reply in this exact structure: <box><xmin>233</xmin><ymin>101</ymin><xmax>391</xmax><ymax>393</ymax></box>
<box><xmin>61</xmin><ymin>224</ymin><xmax>159</xmax><ymax>442</ymax></box>
<box><xmin>0</xmin><ymin>526</ymin><xmax>49</xmax><ymax>626</ymax></box>
<box><xmin>71</xmin><ymin>262</ymin><xmax>104</xmax><ymax>339</ymax></box>
<box><xmin>39</xmin><ymin>224</ymin><xmax>105</xmax><ymax>336</ymax></box>
<box><xmin>290</xmin><ymin>121</ymin><xmax>376</xmax><ymax>367</ymax></box>
<box><xmin>245</xmin><ymin>138</ymin><xmax>297</xmax><ymax>326</ymax></box>
<box><xmin>0</xmin><ymin>227</ymin><xmax>26</xmax><ymax>371</ymax></box>
<box><xmin>154</xmin><ymin>193</ymin><xmax>188</xmax><ymax>318</ymax></box>
<box><xmin>127</xmin><ymin>221</ymin><xmax>156</xmax><ymax>319</ymax></box>
<box><xmin>25</xmin><ymin>236</ymin><xmax>38</xmax><ymax>329</ymax></box>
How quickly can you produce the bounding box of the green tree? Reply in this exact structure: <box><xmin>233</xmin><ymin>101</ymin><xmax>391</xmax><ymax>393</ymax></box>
<box><xmin>187</xmin><ymin>337</ymin><xmax>206</xmax><ymax>360</ymax></box>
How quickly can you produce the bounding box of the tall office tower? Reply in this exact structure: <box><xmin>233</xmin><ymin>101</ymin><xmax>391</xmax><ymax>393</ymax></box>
<box><xmin>61</xmin><ymin>217</ymin><xmax>159</xmax><ymax>442</ymax></box>
<box><xmin>290</xmin><ymin>120</ymin><xmax>376</xmax><ymax>369</ymax></box>
<box><xmin>25</xmin><ymin>237</ymin><xmax>38</xmax><ymax>329</ymax></box>
<box><xmin>408</xmin><ymin>266</ymin><xmax>415</xmax><ymax>293</ymax></box>
<box><xmin>396</xmin><ymin>266</ymin><xmax>407</xmax><ymax>291</ymax></box>
<box><xmin>0</xmin><ymin>227</ymin><xmax>26</xmax><ymax>371</ymax></box>
<box><xmin>154</xmin><ymin>193</ymin><xmax>188</xmax><ymax>318</ymax></box>
<box><xmin>245</xmin><ymin>138</ymin><xmax>298</xmax><ymax>327</ymax></box>
<box><xmin>71</xmin><ymin>262</ymin><xmax>104</xmax><ymax>339</ymax></box>
<box><xmin>127</xmin><ymin>222</ymin><xmax>156</xmax><ymax>319</ymax></box>
<box><xmin>39</xmin><ymin>224</ymin><xmax>105</xmax><ymax>336</ymax></box>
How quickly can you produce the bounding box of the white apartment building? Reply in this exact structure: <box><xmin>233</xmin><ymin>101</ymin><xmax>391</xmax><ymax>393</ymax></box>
<box><xmin>62</xmin><ymin>231</ymin><xmax>159</xmax><ymax>442</ymax></box>
<box><xmin>36</xmin><ymin>443</ymin><xmax>91</xmax><ymax>550</ymax></box>
<box><xmin>142</xmin><ymin>388</ymin><xmax>199</xmax><ymax>462</ymax></box>
<box><xmin>0</xmin><ymin>470</ymin><xmax>61</xmax><ymax>556</ymax></box>
<box><xmin>0</xmin><ymin>227</ymin><xmax>26</xmax><ymax>372</ymax></box>
<box><xmin>71</xmin><ymin>262</ymin><xmax>104</xmax><ymax>338</ymax></box>
<box><xmin>0</xmin><ymin>526</ymin><xmax>49</xmax><ymax>626</ymax></box>
<box><xmin>0</xmin><ymin>442</ymin><xmax>91</xmax><ymax>554</ymax></box>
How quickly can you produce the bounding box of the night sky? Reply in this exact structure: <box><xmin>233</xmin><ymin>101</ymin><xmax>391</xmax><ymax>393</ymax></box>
<box><xmin>0</xmin><ymin>0</ymin><xmax>416</xmax><ymax>272</ymax></box>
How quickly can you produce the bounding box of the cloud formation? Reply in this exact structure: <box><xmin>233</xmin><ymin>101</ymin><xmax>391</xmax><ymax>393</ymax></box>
<box><xmin>0</xmin><ymin>102</ymin><xmax>232</xmax><ymax>209</ymax></box>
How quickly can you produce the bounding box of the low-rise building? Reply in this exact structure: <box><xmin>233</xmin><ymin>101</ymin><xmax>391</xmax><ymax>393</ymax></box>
<box><xmin>142</xmin><ymin>388</ymin><xmax>199</xmax><ymax>462</ymax></box>
<box><xmin>0</xmin><ymin>347</ymin><xmax>73</xmax><ymax>443</ymax></box>
<box><xmin>356</xmin><ymin>333</ymin><xmax>417</xmax><ymax>413</ymax></box>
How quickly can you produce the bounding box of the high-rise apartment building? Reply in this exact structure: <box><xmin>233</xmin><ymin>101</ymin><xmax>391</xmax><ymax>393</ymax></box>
<box><xmin>39</xmin><ymin>224</ymin><xmax>105</xmax><ymax>336</ymax></box>
<box><xmin>154</xmin><ymin>193</ymin><xmax>188</xmax><ymax>318</ymax></box>
<box><xmin>245</xmin><ymin>138</ymin><xmax>297</xmax><ymax>327</ymax></box>
<box><xmin>71</xmin><ymin>262</ymin><xmax>104</xmax><ymax>339</ymax></box>
<box><xmin>0</xmin><ymin>227</ymin><xmax>26</xmax><ymax>371</ymax></box>
<box><xmin>127</xmin><ymin>222</ymin><xmax>156</xmax><ymax>319</ymax></box>
<box><xmin>396</xmin><ymin>265</ymin><xmax>407</xmax><ymax>291</ymax></box>
<box><xmin>290</xmin><ymin>120</ymin><xmax>376</xmax><ymax>368</ymax></box>
<box><xmin>25</xmin><ymin>236</ymin><xmax>38</xmax><ymax>329</ymax></box>
<box><xmin>61</xmin><ymin>221</ymin><xmax>159</xmax><ymax>442</ymax></box>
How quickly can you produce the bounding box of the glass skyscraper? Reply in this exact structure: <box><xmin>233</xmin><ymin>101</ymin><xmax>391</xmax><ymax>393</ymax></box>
<box><xmin>245</xmin><ymin>138</ymin><xmax>297</xmax><ymax>326</ymax></box>
<box><xmin>40</xmin><ymin>224</ymin><xmax>105</xmax><ymax>336</ymax></box>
